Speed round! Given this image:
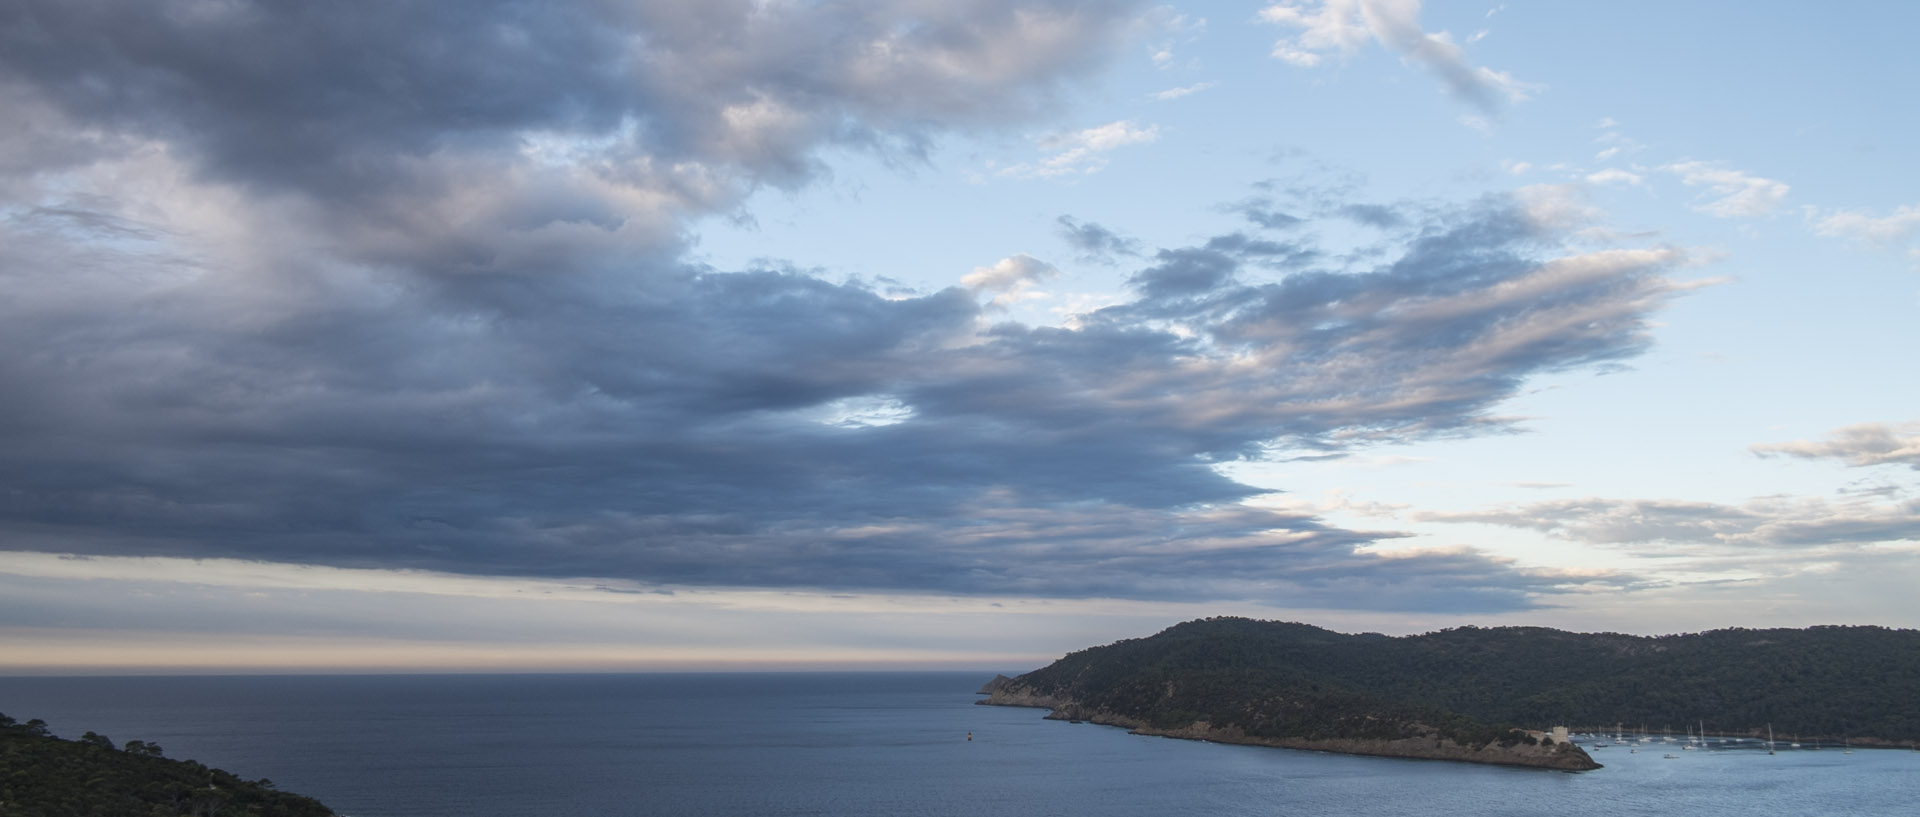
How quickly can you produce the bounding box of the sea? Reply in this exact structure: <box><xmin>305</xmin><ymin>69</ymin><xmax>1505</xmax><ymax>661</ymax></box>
<box><xmin>2</xmin><ymin>672</ymin><xmax>1915</xmax><ymax>817</ymax></box>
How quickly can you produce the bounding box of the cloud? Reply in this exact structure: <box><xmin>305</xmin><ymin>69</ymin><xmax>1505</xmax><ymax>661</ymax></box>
<box><xmin>1663</xmin><ymin>161</ymin><xmax>1790</xmax><ymax>218</ymax></box>
<box><xmin>1145</xmin><ymin>8</ymin><xmax>1208</xmax><ymax>70</ymax></box>
<box><xmin>0</xmin><ymin>180</ymin><xmax>1693</xmax><ymax>606</ymax></box>
<box><xmin>0</xmin><ymin>2</ymin><xmax>1699</xmax><ymax>610</ymax></box>
<box><xmin>1228</xmin><ymin>197</ymin><xmax>1309</xmax><ymax>231</ymax></box>
<box><xmin>1260</xmin><ymin>0</ymin><xmax>1372</xmax><ymax>66</ymax></box>
<box><xmin>1752</xmin><ymin>422</ymin><xmax>1920</xmax><ymax>470</ymax></box>
<box><xmin>998</xmin><ymin>120</ymin><xmax>1161</xmax><ymax>179</ymax></box>
<box><xmin>1057</xmin><ymin>216</ymin><xmax>1144</xmax><ymax>263</ymax></box>
<box><xmin>1512</xmin><ymin>183</ymin><xmax>1604</xmax><ymax>231</ymax></box>
<box><xmin>0</xmin><ymin>0</ymin><xmax>1148</xmax><ymax>272</ymax></box>
<box><xmin>0</xmin><ymin>552</ymin><xmax>1198</xmax><ymax>671</ymax></box>
<box><xmin>1420</xmin><ymin>499</ymin><xmax>1767</xmax><ymax>546</ymax></box>
<box><xmin>1591</xmin><ymin>126</ymin><xmax>1644</xmax><ymax>163</ymax></box>
<box><xmin>1336</xmin><ymin>202</ymin><xmax>1407</xmax><ymax>228</ymax></box>
<box><xmin>1812</xmin><ymin>204</ymin><xmax>1920</xmax><ymax>250</ymax></box>
<box><xmin>1585</xmin><ymin>169</ymin><xmax>1644</xmax><ymax>186</ymax></box>
<box><xmin>962</xmin><ymin>253</ymin><xmax>1061</xmax><ymax>306</ymax></box>
<box><xmin>1422</xmin><ymin>495</ymin><xmax>1920</xmax><ymax>550</ymax></box>
<box><xmin>1421</xmin><ymin>423</ymin><xmax>1920</xmax><ymax>571</ymax></box>
<box><xmin>962</xmin><ymin>253</ymin><xmax>1059</xmax><ymax>291</ymax></box>
<box><xmin>1259</xmin><ymin>0</ymin><xmax>1539</xmax><ymax>114</ymax></box>
<box><xmin>1153</xmin><ymin>81</ymin><xmax>1218</xmax><ymax>101</ymax></box>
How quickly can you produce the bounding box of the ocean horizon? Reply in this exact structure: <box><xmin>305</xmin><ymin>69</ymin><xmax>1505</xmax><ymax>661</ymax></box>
<box><xmin>4</xmin><ymin>672</ymin><xmax>1916</xmax><ymax>817</ymax></box>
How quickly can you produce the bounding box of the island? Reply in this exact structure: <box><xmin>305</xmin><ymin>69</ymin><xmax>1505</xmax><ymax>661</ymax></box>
<box><xmin>978</xmin><ymin>618</ymin><xmax>1920</xmax><ymax>770</ymax></box>
<box><xmin>0</xmin><ymin>711</ymin><xmax>336</xmax><ymax>816</ymax></box>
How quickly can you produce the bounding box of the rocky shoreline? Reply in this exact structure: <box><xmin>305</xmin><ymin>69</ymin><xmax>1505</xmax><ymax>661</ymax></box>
<box><xmin>975</xmin><ymin>675</ymin><xmax>1602</xmax><ymax>772</ymax></box>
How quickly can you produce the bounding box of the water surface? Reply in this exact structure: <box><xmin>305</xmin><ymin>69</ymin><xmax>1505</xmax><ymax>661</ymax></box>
<box><xmin>2</xmin><ymin>673</ymin><xmax>1913</xmax><ymax>817</ymax></box>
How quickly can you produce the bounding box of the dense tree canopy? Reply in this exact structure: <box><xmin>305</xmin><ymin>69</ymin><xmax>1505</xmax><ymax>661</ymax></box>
<box><xmin>0</xmin><ymin>712</ymin><xmax>334</xmax><ymax>817</ymax></box>
<box><xmin>1007</xmin><ymin>619</ymin><xmax>1920</xmax><ymax>747</ymax></box>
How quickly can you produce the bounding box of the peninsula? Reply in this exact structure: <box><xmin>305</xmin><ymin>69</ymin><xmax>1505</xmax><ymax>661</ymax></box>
<box><xmin>978</xmin><ymin>618</ymin><xmax>1920</xmax><ymax>769</ymax></box>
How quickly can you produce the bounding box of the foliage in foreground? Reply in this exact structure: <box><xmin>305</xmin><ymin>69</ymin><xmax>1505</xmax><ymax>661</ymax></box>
<box><xmin>0</xmin><ymin>712</ymin><xmax>334</xmax><ymax>817</ymax></box>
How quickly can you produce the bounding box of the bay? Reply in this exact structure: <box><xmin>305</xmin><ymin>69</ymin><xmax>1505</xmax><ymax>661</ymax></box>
<box><xmin>1</xmin><ymin>673</ymin><xmax>1914</xmax><ymax>817</ymax></box>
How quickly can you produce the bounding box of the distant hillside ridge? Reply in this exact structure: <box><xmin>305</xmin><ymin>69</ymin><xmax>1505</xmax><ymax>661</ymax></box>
<box><xmin>976</xmin><ymin>618</ymin><xmax>1920</xmax><ymax>769</ymax></box>
<box><xmin>0</xmin><ymin>711</ymin><xmax>336</xmax><ymax>816</ymax></box>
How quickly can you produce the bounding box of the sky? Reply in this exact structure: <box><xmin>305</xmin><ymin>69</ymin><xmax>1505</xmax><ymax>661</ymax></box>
<box><xmin>2</xmin><ymin>0</ymin><xmax>1916</xmax><ymax>674</ymax></box>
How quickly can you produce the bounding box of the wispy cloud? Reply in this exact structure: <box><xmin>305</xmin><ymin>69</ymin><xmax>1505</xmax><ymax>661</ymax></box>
<box><xmin>1585</xmin><ymin>168</ymin><xmax>1644</xmax><ymax>186</ymax></box>
<box><xmin>1153</xmin><ymin>81</ymin><xmax>1217</xmax><ymax>101</ymax></box>
<box><xmin>1259</xmin><ymin>0</ymin><xmax>1539</xmax><ymax>114</ymax></box>
<box><xmin>1057</xmin><ymin>216</ymin><xmax>1144</xmax><ymax>263</ymax></box>
<box><xmin>1146</xmin><ymin>9</ymin><xmax>1209</xmax><ymax>69</ymax></box>
<box><xmin>1811</xmin><ymin>204</ymin><xmax>1920</xmax><ymax>259</ymax></box>
<box><xmin>997</xmin><ymin>120</ymin><xmax>1160</xmax><ymax>179</ymax></box>
<box><xmin>1426</xmin><ymin>424</ymin><xmax>1920</xmax><ymax>550</ymax></box>
<box><xmin>1752</xmin><ymin>422</ymin><xmax>1920</xmax><ymax>470</ymax></box>
<box><xmin>1663</xmin><ymin>161</ymin><xmax>1790</xmax><ymax>218</ymax></box>
<box><xmin>1421</xmin><ymin>494</ymin><xmax>1920</xmax><ymax>549</ymax></box>
<box><xmin>1593</xmin><ymin>124</ymin><xmax>1644</xmax><ymax>161</ymax></box>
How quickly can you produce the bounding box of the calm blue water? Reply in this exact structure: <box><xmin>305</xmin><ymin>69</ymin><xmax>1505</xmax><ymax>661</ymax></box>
<box><xmin>2</xmin><ymin>673</ymin><xmax>1915</xmax><ymax>817</ymax></box>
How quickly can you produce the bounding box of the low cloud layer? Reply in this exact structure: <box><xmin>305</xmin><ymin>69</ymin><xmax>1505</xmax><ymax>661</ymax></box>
<box><xmin>1422</xmin><ymin>425</ymin><xmax>1920</xmax><ymax>551</ymax></box>
<box><xmin>1752</xmin><ymin>422</ymin><xmax>1920</xmax><ymax>470</ymax></box>
<box><xmin>0</xmin><ymin>1</ymin><xmax>1694</xmax><ymax>611</ymax></box>
<box><xmin>1421</xmin><ymin>496</ymin><xmax>1920</xmax><ymax>550</ymax></box>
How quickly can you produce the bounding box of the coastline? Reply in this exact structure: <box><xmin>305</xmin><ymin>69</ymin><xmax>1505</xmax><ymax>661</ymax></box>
<box><xmin>975</xmin><ymin>677</ymin><xmax>1602</xmax><ymax>772</ymax></box>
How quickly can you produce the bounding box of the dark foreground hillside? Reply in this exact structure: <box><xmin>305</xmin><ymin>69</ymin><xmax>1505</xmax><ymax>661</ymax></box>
<box><xmin>0</xmin><ymin>712</ymin><xmax>334</xmax><ymax>817</ymax></box>
<box><xmin>981</xmin><ymin>618</ymin><xmax>1920</xmax><ymax>765</ymax></box>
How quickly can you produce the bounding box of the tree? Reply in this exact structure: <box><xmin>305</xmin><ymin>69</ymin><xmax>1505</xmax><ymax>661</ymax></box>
<box><xmin>123</xmin><ymin>739</ymin><xmax>166</xmax><ymax>757</ymax></box>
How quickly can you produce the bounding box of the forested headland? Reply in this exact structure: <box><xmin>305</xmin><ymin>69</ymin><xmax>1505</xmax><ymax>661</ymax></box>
<box><xmin>979</xmin><ymin>618</ymin><xmax>1920</xmax><ymax>769</ymax></box>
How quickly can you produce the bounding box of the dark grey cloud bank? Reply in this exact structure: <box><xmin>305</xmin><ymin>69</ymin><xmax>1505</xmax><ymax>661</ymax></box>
<box><xmin>1</xmin><ymin>1</ymin><xmax>1685</xmax><ymax>610</ymax></box>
